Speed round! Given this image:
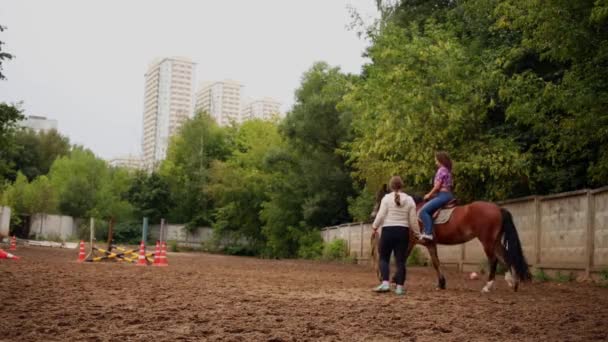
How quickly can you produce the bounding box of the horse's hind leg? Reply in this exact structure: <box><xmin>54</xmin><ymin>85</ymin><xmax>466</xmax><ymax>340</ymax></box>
<box><xmin>481</xmin><ymin>243</ymin><xmax>498</xmax><ymax>293</ymax></box>
<box><xmin>427</xmin><ymin>243</ymin><xmax>446</xmax><ymax>289</ymax></box>
<box><xmin>495</xmin><ymin>244</ymin><xmax>519</xmax><ymax>291</ymax></box>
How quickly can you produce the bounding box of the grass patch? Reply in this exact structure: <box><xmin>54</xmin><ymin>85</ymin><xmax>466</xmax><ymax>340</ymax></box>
<box><xmin>554</xmin><ymin>271</ymin><xmax>575</xmax><ymax>283</ymax></box>
<box><xmin>169</xmin><ymin>240</ymin><xmax>179</xmax><ymax>253</ymax></box>
<box><xmin>599</xmin><ymin>269</ymin><xmax>608</xmax><ymax>288</ymax></box>
<box><xmin>533</xmin><ymin>268</ymin><xmax>552</xmax><ymax>282</ymax></box>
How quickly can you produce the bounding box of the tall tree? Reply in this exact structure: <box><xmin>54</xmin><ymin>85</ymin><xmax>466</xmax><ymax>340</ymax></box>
<box><xmin>0</xmin><ymin>25</ymin><xmax>13</xmax><ymax>80</ymax></box>
<box><xmin>260</xmin><ymin>62</ymin><xmax>357</xmax><ymax>257</ymax></box>
<box><xmin>49</xmin><ymin>148</ymin><xmax>107</xmax><ymax>218</ymax></box>
<box><xmin>160</xmin><ymin>112</ymin><xmax>232</xmax><ymax>228</ymax></box>
<box><xmin>0</xmin><ymin>103</ymin><xmax>24</xmax><ymax>182</ymax></box>
<box><xmin>127</xmin><ymin>171</ymin><xmax>171</xmax><ymax>223</ymax></box>
<box><xmin>208</xmin><ymin>119</ymin><xmax>284</xmax><ymax>252</ymax></box>
<box><xmin>12</xmin><ymin>129</ymin><xmax>70</xmax><ymax>180</ymax></box>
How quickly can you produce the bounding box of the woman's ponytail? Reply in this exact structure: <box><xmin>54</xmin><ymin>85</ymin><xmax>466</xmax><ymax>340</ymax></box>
<box><xmin>389</xmin><ymin>176</ymin><xmax>404</xmax><ymax>207</ymax></box>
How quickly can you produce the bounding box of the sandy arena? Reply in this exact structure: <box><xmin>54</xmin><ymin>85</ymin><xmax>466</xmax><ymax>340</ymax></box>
<box><xmin>0</xmin><ymin>246</ymin><xmax>607</xmax><ymax>342</ymax></box>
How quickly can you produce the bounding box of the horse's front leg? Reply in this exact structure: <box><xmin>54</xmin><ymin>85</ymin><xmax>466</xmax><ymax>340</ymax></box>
<box><xmin>426</xmin><ymin>243</ymin><xmax>446</xmax><ymax>289</ymax></box>
<box><xmin>370</xmin><ymin>233</ymin><xmax>381</xmax><ymax>282</ymax></box>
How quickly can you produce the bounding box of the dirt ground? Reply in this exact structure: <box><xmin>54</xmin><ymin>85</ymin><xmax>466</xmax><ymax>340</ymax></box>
<box><xmin>0</xmin><ymin>246</ymin><xmax>607</xmax><ymax>342</ymax></box>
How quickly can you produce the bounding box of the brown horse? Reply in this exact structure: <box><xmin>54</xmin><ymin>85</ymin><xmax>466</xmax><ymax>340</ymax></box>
<box><xmin>370</xmin><ymin>186</ymin><xmax>531</xmax><ymax>292</ymax></box>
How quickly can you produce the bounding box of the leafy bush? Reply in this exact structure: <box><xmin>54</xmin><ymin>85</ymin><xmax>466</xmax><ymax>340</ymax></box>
<box><xmin>407</xmin><ymin>247</ymin><xmax>428</xmax><ymax>266</ymax></box>
<box><xmin>322</xmin><ymin>239</ymin><xmax>349</xmax><ymax>261</ymax></box>
<box><xmin>112</xmin><ymin>221</ymin><xmax>142</xmax><ymax>245</ymax></box>
<box><xmin>297</xmin><ymin>230</ymin><xmax>324</xmax><ymax>259</ymax></box>
<box><xmin>169</xmin><ymin>240</ymin><xmax>179</xmax><ymax>252</ymax></box>
<box><xmin>600</xmin><ymin>269</ymin><xmax>608</xmax><ymax>288</ymax></box>
<box><xmin>222</xmin><ymin>244</ymin><xmax>257</xmax><ymax>256</ymax></box>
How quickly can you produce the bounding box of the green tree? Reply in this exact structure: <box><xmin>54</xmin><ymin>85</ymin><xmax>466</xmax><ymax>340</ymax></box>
<box><xmin>12</xmin><ymin>128</ymin><xmax>70</xmax><ymax>180</ymax></box>
<box><xmin>49</xmin><ymin>148</ymin><xmax>107</xmax><ymax>218</ymax></box>
<box><xmin>26</xmin><ymin>175</ymin><xmax>58</xmax><ymax>215</ymax></box>
<box><xmin>2</xmin><ymin>172</ymin><xmax>29</xmax><ymax>214</ymax></box>
<box><xmin>92</xmin><ymin>167</ymin><xmax>133</xmax><ymax>223</ymax></box>
<box><xmin>259</xmin><ymin>62</ymin><xmax>357</xmax><ymax>257</ymax></box>
<box><xmin>0</xmin><ymin>103</ymin><xmax>24</xmax><ymax>182</ymax></box>
<box><xmin>160</xmin><ymin>112</ymin><xmax>232</xmax><ymax>228</ymax></box>
<box><xmin>127</xmin><ymin>171</ymin><xmax>171</xmax><ymax>223</ymax></box>
<box><xmin>207</xmin><ymin>119</ymin><xmax>283</xmax><ymax>253</ymax></box>
<box><xmin>493</xmin><ymin>0</ymin><xmax>608</xmax><ymax>192</ymax></box>
<box><xmin>0</xmin><ymin>25</ymin><xmax>13</xmax><ymax>80</ymax></box>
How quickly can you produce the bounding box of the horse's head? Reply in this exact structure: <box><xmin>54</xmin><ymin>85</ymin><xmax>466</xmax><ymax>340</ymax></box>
<box><xmin>370</xmin><ymin>183</ymin><xmax>389</xmax><ymax>219</ymax></box>
<box><xmin>412</xmin><ymin>194</ymin><xmax>424</xmax><ymax>208</ymax></box>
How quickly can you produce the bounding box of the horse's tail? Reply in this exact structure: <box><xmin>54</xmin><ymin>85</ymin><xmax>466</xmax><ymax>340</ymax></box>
<box><xmin>501</xmin><ymin>208</ymin><xmax>532</xmax><ymax>282</ymax></box>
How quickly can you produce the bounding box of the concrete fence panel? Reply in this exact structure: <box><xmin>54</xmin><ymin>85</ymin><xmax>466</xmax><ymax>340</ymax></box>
<box><xmin>30</xmin><ymin>214</ymin><xmax>77</xmax><ymax>240</ymax></box>
<box><xmin>502</xmin><ymin>198</ymin><xmax>538</xmax><ymax>263</ymax></box>
<box><xmin>539</xmin><ymin>193</ymin><xmax>588</xmax><ymax>266</ymax></box>
<box><xmin>0</xmin><ymin>206</ymin><xmax>10</xmax><ymax>237</ymax></box>
<box><xmin>593</xmin><ymin>189</ymin><xmax>608</xmax><ymax>268</ymax></box>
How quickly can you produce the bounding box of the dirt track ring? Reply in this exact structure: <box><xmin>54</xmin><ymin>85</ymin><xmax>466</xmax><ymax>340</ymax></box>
<box><xmin>1</xmin><ymin>247</ymin><xmax>607</xmax><ymax>341</ymax></box>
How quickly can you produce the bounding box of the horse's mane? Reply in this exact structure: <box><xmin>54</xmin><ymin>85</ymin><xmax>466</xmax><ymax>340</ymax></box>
<box><xmin>411</xmin><ymin>194</ymin><xmax>424</xmax><ymax>205</ymax></box>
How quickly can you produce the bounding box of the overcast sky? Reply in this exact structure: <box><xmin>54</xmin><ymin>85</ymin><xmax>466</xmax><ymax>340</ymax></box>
<box><xmin>0</xmin><ymin>0</ymin><xmax>378</xmax><ymax>159</ymax></box>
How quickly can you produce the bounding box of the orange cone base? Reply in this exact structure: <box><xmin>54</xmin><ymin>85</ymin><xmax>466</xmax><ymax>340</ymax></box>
<box><xmin>0</xmin><ymin>249</ymin><xmax>20</xmax><ymax>260</ymax></box>
<box><xmin>77</xmin><ymin>241</ymin><xmax>86</xmax><ymax>262</ymax></box>
<box><xmin>9</xmin><ymin>236</ymin><xmax>16</xmax><ymax>251</ymax></box>
<box><xmin>136</xmin><ymin>241</ymin><xmax>148</xmax><ymax>266</ymax></box>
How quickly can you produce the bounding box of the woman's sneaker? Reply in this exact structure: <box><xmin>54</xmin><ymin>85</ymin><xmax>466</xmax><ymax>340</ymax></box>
<box><xmin>394</xmin><ymin>287</ymin><xmax>405</xmax><ymax>296</ymax></box>
<box><xmin>373</xmin><ymin>283</ymin><xmax>390</xmax><ymax>293</ymax></box>
<box><xmin>419</xmin><ymin>233</ymin><xmax>433</xmax><ymax>241</ymax></box>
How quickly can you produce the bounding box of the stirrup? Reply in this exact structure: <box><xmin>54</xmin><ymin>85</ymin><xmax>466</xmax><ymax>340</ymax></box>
<box><xmin>419</xmin><ymin>233</ymin><xmax>433</xmax><ymax>241</ymax></box>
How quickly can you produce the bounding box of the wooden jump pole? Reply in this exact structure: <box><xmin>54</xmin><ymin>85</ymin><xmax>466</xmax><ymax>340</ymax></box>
<box><xmin>106</xmin><ymin>217</ymin><xmax>115</xmax><ymax>252</ymax></box>
<box><xmin>142</xmin><ymin>217</ymin><xmax>149</xmax><ymax>244</ymax></box>
<box><xmin>160</xmin><ymin>218</ymin><xmax>165</xmax><ymax>243</ymax></box>
<box><xmin>85</xmin><ymin>217</ymin><xmax>95</xmax><ymax>260</ymax></box>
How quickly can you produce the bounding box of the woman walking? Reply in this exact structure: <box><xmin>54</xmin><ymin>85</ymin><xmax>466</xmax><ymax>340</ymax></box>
<box><xmin>372</xmin><ymin>176</ymin><xmax>419</xmax><ymax>296</ymax></box>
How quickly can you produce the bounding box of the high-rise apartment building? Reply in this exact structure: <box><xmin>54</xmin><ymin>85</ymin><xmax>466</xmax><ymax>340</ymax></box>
<box><xmin>241</xmin><ymin>97</ymin><xmax>282</xmax><ymax>122</ymax></box>
<box><xmin>194</xmin><ymin>80</ymin><xmax>242</xmax><ymax>126</ymax></box>
<box><xmin>141</xmin><ymin>57</ymin><xmax>195</xmax><ymax>170</ymax></box>
<box><xmin>108</xmin><ymin>154</ymin><xmax>143</xmax><ymax>170</ymax></box>
<box><xmin>21</xmin><ymin>115</ymin><xmax>58</xmax><ymax>133</ymax></box>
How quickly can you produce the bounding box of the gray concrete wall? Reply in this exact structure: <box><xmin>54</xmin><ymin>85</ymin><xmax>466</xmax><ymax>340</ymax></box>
<box><xmin>0</xmin><ymin>206</ymin><xmax>10</xmax><ymax>238</ymax></box>
<box><xmin>29</xmin><ymin>214</ymin><xmax>78</xmax><ymax>240</ymax></box>
<box><xmin>149</xmin><ymin>224</ymin><xmax>213</xmax><ymax>247</ymax></box>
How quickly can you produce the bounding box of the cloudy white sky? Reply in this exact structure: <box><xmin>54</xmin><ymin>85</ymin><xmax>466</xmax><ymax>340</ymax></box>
<box><xmin>0</xmin><ymin>0</ymin><xmax>378</xmax><ymax>159</ymax></box>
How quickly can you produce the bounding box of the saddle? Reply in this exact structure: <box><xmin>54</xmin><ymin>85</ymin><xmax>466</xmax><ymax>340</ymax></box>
<box><xmin>418</xmin><ymin>198</ymin><xmax>458</xmax><ymax>225</ymax></box>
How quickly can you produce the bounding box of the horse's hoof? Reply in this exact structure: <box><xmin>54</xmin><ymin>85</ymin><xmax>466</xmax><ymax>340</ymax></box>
<box><xmin>481</xmin><ymin>287</ymin><xmax>490</xmax><ymax>293</ymax></box>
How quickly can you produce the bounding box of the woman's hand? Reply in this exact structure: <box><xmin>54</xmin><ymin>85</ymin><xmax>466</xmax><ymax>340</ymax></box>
<box><xmin>423</xmin><ymin>193</ymin><xmax>432</xmax><ymax>201</ymax></box>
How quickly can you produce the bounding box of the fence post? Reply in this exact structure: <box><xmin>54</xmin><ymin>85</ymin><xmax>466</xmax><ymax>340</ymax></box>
<box><xmin>535</xmin><ymin>196</ymin><xmax>542</xmax><ymax>266</ymax></box>
<box><xmin>585</xmin><ymin>191</ymin><xmax>595</xmax><ymax>277</ymax></box>
<box><xmin>459</xmin><ymin>244</ymin><xmax>465</xmax><ymax>272</ymax></box>
<box><xmin>360</xmin><ymin>223</ymin><xmax>364</xmax><ymax>261</ymax></box>
<box><xmin>348</xmin><ymin>224</ymin><xmax>352</xmax><ymax>256</ymax></box>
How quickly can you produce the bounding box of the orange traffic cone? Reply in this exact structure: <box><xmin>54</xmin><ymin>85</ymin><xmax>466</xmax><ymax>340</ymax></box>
<box><xmin>9</xmin><ymin>235</ymin><xmax>16</xmax><ymax>251</ymax></box>
<box><xmin>153</xmin><ymin>240</ymin><xmax>160</xmax><ymax>265</ymax></box>
<box><xmin>77</xmin><ymin>240</ymin><xmax>86</xmax><ymax>262</ymax></box>
<box><xmin>0</xmin><ymin>248</ymin><xmax>20</xmax><ymax>260</ymax></box>
<box><xmin>155</xmin><ymin>241</ymin><xmax>168</xmax><ymax>267</ymax></box>
<box><xmin>136</xmin><ymin>241</ymin><xmax>147</xmax><ymax>266</ymax></box>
